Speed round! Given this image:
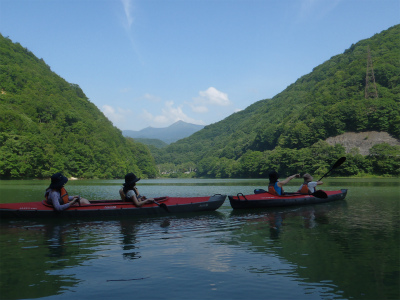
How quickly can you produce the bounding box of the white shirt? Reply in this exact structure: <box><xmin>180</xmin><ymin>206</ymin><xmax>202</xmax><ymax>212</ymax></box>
<box><xmin>299</xmin><ymin>181</ymin><xmax>318</xmax><ymax>193</ymax></box>
<box><xmin>126</xmin><ymin>189</ymin><xmax>141</xmax><ymax>199</ymax></box>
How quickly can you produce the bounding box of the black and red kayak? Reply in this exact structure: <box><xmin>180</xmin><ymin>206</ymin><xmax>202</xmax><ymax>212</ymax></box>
<box><xmin>228</xmin><ymin>189</ymin><xmax>347</xmax><ymax>209</ymax></box>
<box><xmin>0</xmin><ymin>194</ymin><xmax>226</xmax><ymax>219</ymax></box>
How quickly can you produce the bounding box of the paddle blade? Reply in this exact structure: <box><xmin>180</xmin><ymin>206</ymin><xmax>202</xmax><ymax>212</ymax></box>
<box><xmin>332</xmin><ymin>157</ymin><xmax>346</xmax><ymax>169</ymax></box>
<box><xmin>312</xmin><ymin>190</ymin><xmax>328</xmax><ymax>199</ymax></box>
<box><xmin>159</xmin><ymin>203</ymin><xmax>170</xmax><ymax>213</ymax></box>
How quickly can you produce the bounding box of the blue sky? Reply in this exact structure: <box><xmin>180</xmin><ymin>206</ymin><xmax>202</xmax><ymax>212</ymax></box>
<box><xmin>1</xmin><ymin>0</ymin><xmax>398</xmax><ymax>131</ymax></box>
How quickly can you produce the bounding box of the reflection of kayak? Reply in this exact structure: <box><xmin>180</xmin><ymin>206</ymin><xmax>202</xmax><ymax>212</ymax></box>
<box><xmin>228</xmin><ymin>189</ymin><xmax>347</xmax><ymax>209</ymax></box>
<box><xmin>0</xmin><ymin>195</ymin><xmax>226</xmax><ymax>219</ymax></box>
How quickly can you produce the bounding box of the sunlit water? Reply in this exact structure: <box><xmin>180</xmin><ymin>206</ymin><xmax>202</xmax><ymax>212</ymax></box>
<box><xmin>0</xmin><ymin>178</ymin><xmax>399</xmax><ymax>300</ymax></box>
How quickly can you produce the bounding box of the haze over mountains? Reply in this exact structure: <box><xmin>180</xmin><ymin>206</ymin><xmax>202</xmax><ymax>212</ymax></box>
<box><xmin>122</xmin><ymin>120</ymin><xmax>204</xmax><ymax>144</ymax></box>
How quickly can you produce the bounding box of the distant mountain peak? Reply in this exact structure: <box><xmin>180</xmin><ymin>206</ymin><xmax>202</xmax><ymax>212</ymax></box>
<box><xmin>123</xmin><ymin>121</ymin><xmax>205</xmax><ymax>144</ymax></box>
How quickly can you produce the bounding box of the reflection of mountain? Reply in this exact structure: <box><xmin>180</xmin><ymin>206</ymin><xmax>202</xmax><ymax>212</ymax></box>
<box><xmin>0</xmin><ymin>221</ymin><xmax>83</xmax><ymax>299</ymax></box>
<box><xmin>227</xmin><ymin>201</ymin><xmax>398</xmax><ymax>300</ymax></box>
<box><xmin>0</xmin><ymin>219</ymin><xmax>142</xmax><ymax>299</ymax></box>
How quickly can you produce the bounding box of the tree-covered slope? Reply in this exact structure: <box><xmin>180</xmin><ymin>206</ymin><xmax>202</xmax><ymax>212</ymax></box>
<box><xmin>167</xmin><ymin>25</ymin><xmax>399</xmax><ymax>159</ymax></box>
<box><xmin>156</xmin><ymin>25</ymin><xmax>400</xmax><ymax>177</ymax></box>
<box><xmin>0</xmin><ymin>34</ymin><xmax>158</xmax><ymax>179</ymax></box>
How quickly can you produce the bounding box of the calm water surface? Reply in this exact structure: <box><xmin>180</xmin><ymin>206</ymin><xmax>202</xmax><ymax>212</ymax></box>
<box><xmin>0</xmin><ymin>178</ymin><xmax>399</xmax><ymax>300</ymax></box>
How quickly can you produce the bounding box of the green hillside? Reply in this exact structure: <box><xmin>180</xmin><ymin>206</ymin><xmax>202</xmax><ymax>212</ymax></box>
<box><xmin>135</xmin><ymin>138</ymin><xmax>168</xmax><ymax>149</ymax></box>
<box><xmin>0</xmin><ymin>34</ymin><xmax>158</xmax><ymax>179</ymax></box>
<box><xmin>156</xmin><ymin>25</ymin><xmax>400</xmax><ymax>178</ymax></box>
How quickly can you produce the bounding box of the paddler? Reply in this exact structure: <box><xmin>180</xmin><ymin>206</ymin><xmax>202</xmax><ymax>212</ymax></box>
<box><xmin>119</xmin><ymin>173</ymin><xmax>154</xmax><ymax>207</ymax></box>
<box><xmin>44</xmin><ymin>172</ymin><xmax>91</xmax><ymax>211</ymax></box>
<box><xmin>268</xmin><ymin>171</ymin><xmax>300</xmax><ymax>195</ymax></box>
<box><xmin>297</xmin><ymin>173</ymin><xmax>323</xmax><ymax>194</ymax></box>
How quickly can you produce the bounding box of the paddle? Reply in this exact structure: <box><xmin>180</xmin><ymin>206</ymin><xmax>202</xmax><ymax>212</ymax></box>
<box><xmin>73</xmin><ymin>195</ymin><xmax>81</xmax><ymax>206</ymax></box>
<box><xmin>318</xmin><ymin>157</ymin><xmax>346</xmax><ymax>181</ymax></box>
<box><xmin>307</xmin><ymin>157</ymin><xmax>346</xmax><ymax>199</ymax></box>
<box><xmin>153</xmin><ymin>200</ymin><xmax>170</xmax><ymax>213</ymax></box>
<box><xmin>311</xmin><ymin>190</ymin><xmax>328</xmax><ymax>199</ymax></box>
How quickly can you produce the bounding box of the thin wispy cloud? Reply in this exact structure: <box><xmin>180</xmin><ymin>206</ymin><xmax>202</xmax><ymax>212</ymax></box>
<box><xmin>297</xmin><ymin>0</ymin><xmax>342</xmax><ymax>22</ymax></box>
<box><xmin>121</xmin><ymin>0</ymin><xmax>134</xmax><ymax>30</ymax></box>
<box><xmin>119</xmin><ymin>0</ymin><xmax>144</xmax><ymax>65</ymax></box>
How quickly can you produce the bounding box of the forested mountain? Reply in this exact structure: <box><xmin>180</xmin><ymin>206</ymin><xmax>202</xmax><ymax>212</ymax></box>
<box><xmin>134</xmin><ymin>138</ymin><xmax>169</xmax><ymax>149</ymax></box>
<box><xmin>123</xmin><ymin>121</ymin><xmax>204</xmax><ymax>144</ymax></box>
<box><xmin>0</xmin><ymin>34</ymin><xmax>158</xmax><ymax>179</ymax></box>
<box><xmin>155</xmin><ymin>25</ymin><xmax>400</xmax><ymax>178</ymax></box>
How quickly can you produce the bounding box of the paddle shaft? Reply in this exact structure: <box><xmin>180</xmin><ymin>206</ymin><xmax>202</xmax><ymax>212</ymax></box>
<box><xmin>318</xmin><ymin>157</ymin><xmax>346</xmax><ymax>181</ymax></box>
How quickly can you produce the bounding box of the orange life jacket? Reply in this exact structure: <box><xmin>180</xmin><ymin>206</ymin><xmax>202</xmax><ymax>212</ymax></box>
<box><xmin>299</xmin><ymin>183</ymin><xmax>311</xmax><ymax>194</ymax></box>
<box><xmin>60</xmin><ymin>188</ymin><xmax>69</xmax><ymax>204</ymax></box>
<box><xmin>45</xmin><ymin>187</ymin><xmax>69</xmax><ymax>205</ymax></box>
<box><xmin>268</xmin><ymin>183</ymin><xmax>283</xmax><ymax>195</ymax></box>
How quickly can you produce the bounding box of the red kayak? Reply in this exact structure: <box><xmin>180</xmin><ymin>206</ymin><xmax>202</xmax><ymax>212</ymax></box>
<box><xmin>228</xmin><ymin>189</ymin><xmax>347</xmax><ymax>209</ymax></box>
<box><xmin>0</xmin><ymin>194</ymin><xmax>226</xmax><ymax>219</ymax></box>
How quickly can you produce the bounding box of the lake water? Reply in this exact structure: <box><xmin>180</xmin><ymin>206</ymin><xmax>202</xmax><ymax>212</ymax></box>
<box><xmin>0</xmin><ymin>178</ymin><xmax>399</xmax><ymax>300</ymax></box>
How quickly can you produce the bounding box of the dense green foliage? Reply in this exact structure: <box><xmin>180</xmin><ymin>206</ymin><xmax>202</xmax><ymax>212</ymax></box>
<box><xmin>154</xmin><ymin>25</ymin><xmax>400</xmax><ymax>178</ymax></box>
<box><xmin>135</xmin><ymin>138</ymin><xmax>168</xmax><ymax>149</ymax></box>
<box><xmin>0</xmin><ymin>34</ymin><xmax>158</xmax><ymax>179</ymax></box>
<box><xmin>1</xmin><ymin>25</ymin><xmax>399</xmax><ymax>180</ymax></box>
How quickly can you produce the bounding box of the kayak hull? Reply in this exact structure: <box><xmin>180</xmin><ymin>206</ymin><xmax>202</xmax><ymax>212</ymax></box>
<box><xmin>228</xmin><ymin>189</ymin><xmax>347</xmax><ymax>209</ymax></box>
<box><xmin>0</xmin><ymin>195</ymin><xmax>226</xmax><ymax>219</ymax></box>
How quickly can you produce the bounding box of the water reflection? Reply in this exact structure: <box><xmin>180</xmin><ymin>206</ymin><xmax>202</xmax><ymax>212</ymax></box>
<box><xmin>0</xmin><ymin>213</ymin><xmax>222</xmax><ymax>299</ymax></box>
<box><xmin>226</xmin><ymin>199</ymin><xmax>399</xmax><ymax>300</ymax></box>
<box><xmin>1</xmin><ymin>179</ymin><xmax>399</xmax><ymax>300</ymax></box>
<box><xmin>0</xmin><ymin>221</ymin><xmax>82</xmax><ymax>299</ymax></box>
<box><xmin>0</xmin><ymin>218</ymin><xmax>147</xmax><ymax>298</ymax></box>
<box><xmin>229</xmin><ymin>201</ymin><xmax>346</xmax><ymax>240</ymax></box>
<box><xmin>119</xmin><ymin>219</ymin><xmax>140</xmax><ymax>260</ymax></box>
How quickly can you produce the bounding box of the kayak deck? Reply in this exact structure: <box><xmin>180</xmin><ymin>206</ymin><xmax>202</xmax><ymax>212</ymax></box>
<box><xmin>0</xmin><ymin>194</ymin><xmax>227</xmax><ymax>219</ymax></box>
<box><xmin>228</xmin><ymin>189</ymin><xmax>347</xmax><ymax>209</ymax></box>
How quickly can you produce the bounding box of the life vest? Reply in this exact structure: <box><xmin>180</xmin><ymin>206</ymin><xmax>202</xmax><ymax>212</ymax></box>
<box><xmin>268</xmin><ymin>182</ymin><xmax>283</xmax><ymax>195</ymax></box>
<box><xmin>299</xmin><ymin>183</ymin><xmax>311</xmax><ymax>194</ymax></box>
<box><xmin>119</xmin><ymin>189</ymin><xmax>127</xmax><ymax>201</ymax></box>
<box><xmin>120</xmin><ymin>187</ymin><xmax>141</xmax><ymax>202</ymax></box>
<box><xmin>45</xmin><ymin>187</ymin><xmax>69</xmax><ymax>205</ymax></box>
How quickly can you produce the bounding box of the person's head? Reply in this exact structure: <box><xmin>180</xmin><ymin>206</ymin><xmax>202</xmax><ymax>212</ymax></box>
<box><xmin>303</xmin><ymin>173</ymin><xmax>313</xmax><ymax>182</ymax></box>
<box><xmin>269</xmin><ymin>171</ymin><xmax>279</xmax><ymax>183</ymax></box>
<box><xmin>49</xmin><ymin>172</ymin><xmax>68</xmax><ymax>190</ymax></box>
<box><xmin>123</xmin><ymin>172</ymin><xmax>140</xmax><ymax>188</ymax></box>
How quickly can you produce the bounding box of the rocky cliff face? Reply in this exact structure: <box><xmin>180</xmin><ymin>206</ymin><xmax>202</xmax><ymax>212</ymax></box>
<box><xmin>325</xmin><ymin>131</ymin><xmax>400</xmax><ymax>155</ymax></box>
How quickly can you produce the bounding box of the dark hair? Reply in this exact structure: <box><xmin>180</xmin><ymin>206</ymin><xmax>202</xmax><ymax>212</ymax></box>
<box><xmin>48</xmin><ymin>172</ymin><xmax>68</xmax><ymax>190</ymax></box>
<box><xmin>269</xmin><ymin>171</ymin><xmax>279</xmax><ymax>183</ymax></box>
<box><xmin>122</xmin><ymin>173</ymin><xmax>140</xmax><ymax>195</ymax></box>
<box><xmin>122</xmin><ymin>181</ymin><xmax>136</xmax><ymax>194</ymax></box>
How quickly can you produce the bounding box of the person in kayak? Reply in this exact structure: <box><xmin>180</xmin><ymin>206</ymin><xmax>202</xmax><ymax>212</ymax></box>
<box><xmin>44</xmin><ymin>172</ymin><xmax>91</xmax><ymax>211</ymax></box>
<box><xmin>268</xmin><ymin>171</ymin><xmax>300</xmax><ymax>195</ymax></box>
<box><xmin>297</xmin><ymin>173</ymin><xmax>323</xmax><ymax>194</ymax></box>
<box><xmin>120</xmin><ymin>173</ymin><xmax>154</xmax><ymax>207</ymax></box>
